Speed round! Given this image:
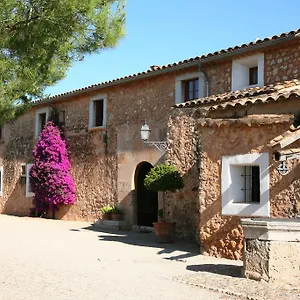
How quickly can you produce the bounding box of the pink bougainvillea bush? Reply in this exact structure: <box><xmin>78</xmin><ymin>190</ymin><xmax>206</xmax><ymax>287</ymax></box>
<box><xmin>30</xmin><ymin>121</ymin><xmax>76</xmax><ymax>216</ymax></box>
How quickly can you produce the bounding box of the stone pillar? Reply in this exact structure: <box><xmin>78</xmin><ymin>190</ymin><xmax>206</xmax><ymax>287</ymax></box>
<box><xmin>241</xmin><ymin>218</ymin><xmax>300</xmax><ymax>285</ymax></box>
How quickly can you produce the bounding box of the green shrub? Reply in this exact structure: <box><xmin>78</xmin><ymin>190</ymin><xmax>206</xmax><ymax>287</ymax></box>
<box><xmin>144</xmin><ymin>163</ymin><xmax>184</xmax><ymax>192</ymax></box>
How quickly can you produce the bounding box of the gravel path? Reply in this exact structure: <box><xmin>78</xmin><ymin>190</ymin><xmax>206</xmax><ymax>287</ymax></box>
<box><xmin>0</xmin><ymin>215</ymin><xmax>234</xmax><ymax>300</ymax></box>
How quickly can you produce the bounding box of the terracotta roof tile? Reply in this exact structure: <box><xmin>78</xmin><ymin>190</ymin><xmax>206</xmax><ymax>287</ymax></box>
<box><xmin>197</xmin><ymin>114</ymin><xmax>292</xmax><ymax>127</ymax></box>
<box><xmin>175</xmin><ymin>79</ymin><xmax>300</xmax><ymax>111</ymax></box>
<box><xmin>35</xmin><ymin>28</ymin><xmax>300</xmax><ymax>105</ymax></box>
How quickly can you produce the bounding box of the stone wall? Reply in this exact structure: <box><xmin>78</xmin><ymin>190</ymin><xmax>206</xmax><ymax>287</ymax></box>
<box><xmin>203</xmin><ymin>61</ymin><xmax>232</xmax><ymax>96</ymax></box>
<box><xmin>197</xmin><ymin>122</ymin><xmax>293</xmax><ymax>259</ymax></box>
<box><xmin>0</xmin><ymin>69</ymin><xmax>193</xmax><ymax>222</ymax></box>
<box><xmin>2</xmin><ymin>38</ymin><xmax>300</xmax><ymax>232</ymax></box>
<box><xmin>168</xmin><ymin>103</ymin><xmax>300</xmax><ymax>259</ymax></box>
<box><xmin>166</xmin><ymin>113</ymin><xmax>200</xmax><ymax>240</ymax></box>
<box><xmin>265</xmin><ymin>41</ymin><xmax>300</xmax><ymax>84</ymax></box>
<box><xmin>1</xmin><ymin>111</ymin><xmax>35</xmax><ymax>216</ymax></box>
<box><xmin>200</xmin><ymin>39</ymin><xmax>300</xmax><ymax>98</ymax></box>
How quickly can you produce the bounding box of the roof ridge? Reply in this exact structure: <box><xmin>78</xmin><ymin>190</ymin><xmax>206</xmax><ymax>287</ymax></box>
<box><xmin>36</xmin><ymin>28</ymin><xmax>300</xmax><ymax>105</ymax></box>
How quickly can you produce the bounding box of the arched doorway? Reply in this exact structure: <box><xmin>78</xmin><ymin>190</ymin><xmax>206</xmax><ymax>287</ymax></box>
<box><xmin>135</xmin><ymin>162</ymin><xmax>158</xmax><ymax>227</ymax></box>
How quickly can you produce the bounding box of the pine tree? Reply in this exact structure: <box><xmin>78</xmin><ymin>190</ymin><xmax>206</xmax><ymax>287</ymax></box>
<box><xmin>30</xmin><ymin>121</ymin><xmax>76</xmax><ymax>216</ymax></box>
<box><xmin>0</xmin><ymin>0</ymin><xmax>126</xmax><ymax>124</ymax></box>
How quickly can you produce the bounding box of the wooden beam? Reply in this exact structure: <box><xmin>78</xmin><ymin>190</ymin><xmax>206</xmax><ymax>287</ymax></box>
<box><xmin>279</xmin><ymin>130</ymin><xmax>300</xmax><ymax>148</ymax></box>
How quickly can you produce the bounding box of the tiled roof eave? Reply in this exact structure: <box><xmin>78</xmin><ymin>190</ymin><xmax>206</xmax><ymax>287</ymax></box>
<box><xmin>34</xmin><ymin>29</ymin><xmax>300</xmax><ymax>106</ymax></box>
<box><xmin>174</xmin><ymin>80</ymin><xmax>300</xmax><ymax>112</ymax></box>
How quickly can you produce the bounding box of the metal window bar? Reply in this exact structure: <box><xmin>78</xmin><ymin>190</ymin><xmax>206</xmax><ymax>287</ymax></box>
<box><xmin>241</xmin><ymin>166</ymin><xmax>260</xmax><ymax>203</ymax></box>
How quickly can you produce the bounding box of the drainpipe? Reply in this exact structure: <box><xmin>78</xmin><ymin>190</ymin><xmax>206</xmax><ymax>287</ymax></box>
<box><xmin>198</xmin><ymin>63</ymin><xmax>209</xmax><ymax>97</ymax></box>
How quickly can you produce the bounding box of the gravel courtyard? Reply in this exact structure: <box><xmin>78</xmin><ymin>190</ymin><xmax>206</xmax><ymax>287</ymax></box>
<box><xmin>0</xmin><ymin>215</ymin><xmax>236</xmax><ymax>300</ymax></box>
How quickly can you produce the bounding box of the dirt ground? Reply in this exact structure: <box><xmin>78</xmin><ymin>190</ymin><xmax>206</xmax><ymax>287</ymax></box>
<box><xmin>0</xmin><ymin>215</ymin><xmax>237</xmax><ymax>300</ymax></box>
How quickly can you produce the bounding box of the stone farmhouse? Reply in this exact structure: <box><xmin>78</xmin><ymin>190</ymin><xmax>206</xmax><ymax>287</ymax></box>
<box><xmin>1</xmin><ymin>29</ymin><xmax>300</xmax><ymax>259</ymax></box>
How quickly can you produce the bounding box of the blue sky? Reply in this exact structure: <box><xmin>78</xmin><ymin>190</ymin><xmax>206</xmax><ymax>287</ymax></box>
<box><xmin>45</xmin><ymin>0</ymin><xmax>300</xmax><ymax>96</ymax></box>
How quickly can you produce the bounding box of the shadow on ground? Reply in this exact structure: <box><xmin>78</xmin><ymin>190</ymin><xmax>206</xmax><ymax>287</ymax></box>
<box><xmin>187</xmin><ymin>264</ymin><xmax>242</xmax><ymax>278</ymax></box>
<box><xmin>71</xmin><ymin>224</ymin><xmax>199</xmax><ymax>261</ymax></box>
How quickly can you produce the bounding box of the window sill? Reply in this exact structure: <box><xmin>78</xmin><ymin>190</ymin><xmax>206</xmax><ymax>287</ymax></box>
<box><xmin>88</xmin><ymin>126</ymin><xmax>106</xmax><ymax>133</ymax></box>
<box><xmin>234</xmin><ymin>83</ymin><xmax>261</xmax><ymax>91</ymax></box>
<box><xmin>222</xmin><ymin>202</ymin><xmax>270</xmax><ymax>217</ymax></box>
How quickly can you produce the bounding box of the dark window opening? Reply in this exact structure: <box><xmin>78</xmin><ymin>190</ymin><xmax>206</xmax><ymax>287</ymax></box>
<box><xmin>184</xmin><ymin>78</ymin><xmax>199</xmax><ymax>101</ymax></box>
<box><xmin>27</xmin><ymin>165</ymin><xmax>33</xmax><ymax>194</ymax></box>
<box><xmin>0</xmin><ymin>170</ymin><xmax>2</xmax><ymax>192</ymax></box>
<box><xmin>39</xmin><ymin>113</ymin><xmax>47</xmax><ymax>133</ymax></box>
<box><xmin>94</xmin><ymin>100</ymin><xmax>104</xmax><ymax>127</ymax></box>
<box><xmin>58</xmin><ymin>111</ymin><xmax>65</xmax><ymax>125</ymax></box>
<box><xmin>249</xmin><ymin>66</ymin><xmax>258</xmax><ymax>85</ymax></box>
<box><xmin>21</xmin><ymin>165</ymin><xmax>26</xmax><ymax>177</ymax></box>
<box><xmin>241</xmin><ymin>166</ymin><xmax>260</xmax><ymax>203</ymax></box>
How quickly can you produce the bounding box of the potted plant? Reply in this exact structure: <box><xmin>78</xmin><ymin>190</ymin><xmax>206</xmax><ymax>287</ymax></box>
<box><xmin>144</xmin><ymin>163</ymin><xmax>184</xmax><ymax>242</ymax></box>
<box><xmin>111</xmin><ymin>206</ymin><xmax>123</xmax><ymax>221</ymax></box>
<box><xmin>101</xmin><ymin>205</ymin><xmax>113</xmax><ymax>220</ymax></box>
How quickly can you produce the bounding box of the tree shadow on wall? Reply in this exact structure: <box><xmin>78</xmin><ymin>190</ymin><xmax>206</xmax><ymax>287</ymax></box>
<box><xmin>186</xmin><ymin>263</ymin><xmax>242</xmax><ymax>278</ymax></box>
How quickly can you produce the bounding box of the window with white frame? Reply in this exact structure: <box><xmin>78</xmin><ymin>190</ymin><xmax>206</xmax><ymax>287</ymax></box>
<box><xmin>21</xmin><ymin>164</ymin><xmax>26</xmax><ymax>177</ymax></box>
<box><xmin>26</xmin><ymin>164</ymin><xmax>34</xmax><ymax>197</ymax></box>
<box><xmin>89</xmin><ymin>94</ymin><xmax>107</xmax><ymax>129</ymax></box>
<box><xmin>175</xmin><ymin>72</ymin><xmax>205</xmax><ymax>104</ymax></box>
<box><xmin>0</xmin><ymin>125</ymin><xmax>5</xmax><ymax>142</ymax></box>
<box><xmin>0</xmin><ymin>166</ymin><xmax>3</xmax><ymax>197</ymax></box>
<box><xmin>35</xmin><ymin>107</ymin><xmax>50</xmax><ymax>137</ymax></box>
<box><xmin>231</xmin><ymin>53</ymin><xmax>264</xmax><ymax>91</ymax></box>
<box><xmin>221</xmin><ymin>152</ymin><xmax>270</xmax><ymax>217</ymax></box>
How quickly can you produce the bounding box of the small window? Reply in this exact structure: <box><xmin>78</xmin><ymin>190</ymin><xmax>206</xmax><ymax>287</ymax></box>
<box><xmin>184</xmin><ymin>78</ymin><xmax>199</xmax><ymax>101</ymax></box>
<box><xmin>249</xmin><ymin>67</ymin><xmax>258</xmax><ymax>85</ymax></box>
<box><xmin>0</xmin><ymin>166</ymin><xmax>3</xmax><ymax>197</ymax></box>
<box><xmin>35</xmin><ymin>108</ymin><xmax>49</xmax><ymax>137</ymax></box>
<box><xmin>89</xmin><ymin>95</ymin><xmax>107</xmax><ymax>129</ymax></box>
<box><xmin>39</xmin><ymin>113</ymin><xmax>46</xmax><ymax>133</ymax></box>
<box><xmin>21</xmin><ymin>164</ymin><xmax>26</xmax><ymax>177</ymax></box>
<box><xmin>175</xmin><ymin>72</ymin><xmax>204</xmax><ymax>104</ymax></box>
<box><xmin>94</xmin><ymin>100</ymin><xmax>104</xmax><ymax>126</ymax></box>
<box><xmin>58</xmin><ymin>110</ymin><xmax>66</xmax><ymax>125</ymax></box>
<box><xmin>239</xmin><ymin>166</ymin><xmax>260</xmax><ymax>203</ymax></box>
<box><xmin>221</xmin><ymin>153</ymin><xmax>270</xmax><ymax>217</ymax></box>
<box><xmin>231</xmin><ymin>54</ymin><xmax>264</xmax><ymax>91</ymax></box>
<box><xmin>0</xmin><ymin>126</ymin><xmax>3</xmax><ymax>141</ymax></box>
<box><xmin>26</xmin><ymin>164</ymin><xmax>34</xmax><ymax>197</ymax></box>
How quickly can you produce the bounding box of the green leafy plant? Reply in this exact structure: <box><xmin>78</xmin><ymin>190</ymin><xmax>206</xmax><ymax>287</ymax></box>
<box><xmin>111</xmin><ymin>206</ymin><xmax>123</xmax><ymax>215</ymax></box>
<box><xmin>158</xmin><ymin>209</ymin><xmax>164</xmax><ymax>219</ymax></box>
<box><xmin>144</xmin><ymin>163</ymin><xmax>184</xmax><ymax>222</ymax></box>
<box><xmin>101</xmin><ymin>205</ymin><xmax>114</xmax><ymax>214</ymax></box>
<box><xmin>144</xmin><ymin>163</ymin><xmax>184</xmax><ymax>192</ymax></box>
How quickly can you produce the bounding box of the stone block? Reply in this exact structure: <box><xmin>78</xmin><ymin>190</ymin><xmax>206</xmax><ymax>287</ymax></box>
<box><xmin>241</xmin><ymin>218</ymin><xmax>300</xmax><ymax>284</ymax></box>
<box><xmin>94</xmin><ymin>219</ymin><xmax>128</xmax><ymax>230</ymax></box>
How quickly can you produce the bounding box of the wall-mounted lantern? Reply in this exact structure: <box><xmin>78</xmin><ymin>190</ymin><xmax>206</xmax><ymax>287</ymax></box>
<box><xmin>140</xmin><ymin>121</ymin><xmax>167</xmax><ymax>152</ymax></box>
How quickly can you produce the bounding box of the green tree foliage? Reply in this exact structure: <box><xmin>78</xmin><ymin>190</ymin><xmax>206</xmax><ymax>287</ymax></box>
<box><xmin>144</xmin><ymin>163</ymin><xmax>184</xmax><ymax>192</ymax></box>
<box><xmin>0</xmin><ymin>0</ymin><xmax>126</xmax><ymax>124</ymax></box>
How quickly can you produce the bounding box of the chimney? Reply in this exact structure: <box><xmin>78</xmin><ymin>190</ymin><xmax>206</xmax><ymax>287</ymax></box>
<box><xmin>150</xmin><ymin>65</ymin><xmax>160</xmax><ymax>71</ymax></box>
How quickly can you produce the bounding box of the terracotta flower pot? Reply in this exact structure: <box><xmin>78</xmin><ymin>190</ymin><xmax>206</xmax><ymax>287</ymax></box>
<box><xmin>112</xmin><ymin>213</ymin><xmax>122</xmax><ymax>221</ymax></box>
<box><xmin>103</xmin><ymin>212</ymin><xmax>112</xmax><ymax>220</ymax></box>
<box><xmin>153</xmin><ymin>222</ymin><xmax>176</xmax><ymax>243</ymax></box>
